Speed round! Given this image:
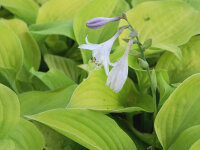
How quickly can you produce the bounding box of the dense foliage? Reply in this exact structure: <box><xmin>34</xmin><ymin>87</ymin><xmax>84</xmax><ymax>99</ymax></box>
<box><xmin>0</xmin><ymin>0</ymin><xmax>200</xmax><ymax>150</ymax></box>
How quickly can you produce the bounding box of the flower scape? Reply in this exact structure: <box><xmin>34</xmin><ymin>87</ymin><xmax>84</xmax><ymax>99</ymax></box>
<box><xmin>0</xmin><ymin>0</ymin><xmax>200</xmax><ymax>150</ymax></box>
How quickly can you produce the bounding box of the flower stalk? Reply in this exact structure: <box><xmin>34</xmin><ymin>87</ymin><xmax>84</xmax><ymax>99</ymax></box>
<box><xmin>81</xmin><ymin>13</ymin><xmax>158</xmax><ymax>149</ymax></box>
<box><xmin>124</xmin><ymin>18</ymin><xmax>157</xmax><ymax>150</ymax></box>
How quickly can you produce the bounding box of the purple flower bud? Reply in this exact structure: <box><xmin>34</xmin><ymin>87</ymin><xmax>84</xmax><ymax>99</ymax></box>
<box><xmin>86</xmin><ymin>17</ymin><xmax>121</xmax><ymax>29</ymax></box>
<box><xmin>121</xmin><ymin>12</ymin><xmax>127</xmax><ymax>20</ymax></box>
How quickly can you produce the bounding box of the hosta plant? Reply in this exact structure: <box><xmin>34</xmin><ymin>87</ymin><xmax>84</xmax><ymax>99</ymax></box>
<box><xmin>0</xmin><ymin>0</ymin><xmax>200</xmax><ymax>150</ymax></box>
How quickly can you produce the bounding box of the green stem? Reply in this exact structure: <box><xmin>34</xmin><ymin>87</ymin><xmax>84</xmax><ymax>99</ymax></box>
<box><xmin>125</xmin><ymin>19</ymin><xmax>157</xmax><ymax>150</ymax></box>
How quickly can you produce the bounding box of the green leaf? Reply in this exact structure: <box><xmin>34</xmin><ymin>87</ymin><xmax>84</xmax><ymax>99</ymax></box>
<box><xmin>31</xmin><ymin>68</ymin><xmax>76</xmax><ymax>90</ymax></box>
<box><xmin>0</xmin><ymin>7</ymin><xmax>13</xmax><ymax>18</ymax></box>
<box><xmin>33</xmin><ymin>121</ymin><xmax>86</xmax><ymax>150</ymax></box>
<box><xmin>0</xmin><ymin>139</ymin><xmax>15</xmax><ymax>150</ymax></box>
<box><xmin>15</xmin><ymin>80</ymin><xmax>34</xmax><ymax>93</ymax></box>
<box><xmin>190</xmin><ymin>139</ymin><xmax>200</xmax><ymax>150</ymax></box>
<box><xmin>155</xmin><ymin>74</ymin><xmax>200</xmax><ymax>149</ymax></box>
<box><xmin>37</xmin><ymin>0</ymin><xmax>89</xmax><ymax>24</ymax></box>
<box><xmin>167</xmin><ymin>125</ymin><xmax>200</xmax><ymax>150</ymax></box>
<box><xmin>44</xmin><ymin>54</ymin><xmax>83</xmax><ymax>83</ymax></box>
<box><xmin>120</xmin><ymin>1</ymin><xmax>200</xmax><ymax>58</ymax></box>
<box><xmin>132</xmin><ymin>0</ymin><xmax>200</xmax><ymax>11</ymax></box>
<box><xmin>31</xmin><ymin>76</ymin><xmax>50</xmax><ymax>91</ymax></box>
<box><xmin>114</xmin><ymin>117</ymin><xmax>150</xmax><ymax>150</ymax></box>
<box><xmin>16</xmin><ymin>76</ymin><xmax>51</xmax><ymax>93</ymax></box>
<box><xmin>156</xmin><ymin>36</ymin><xmax>200</xmax><ymax>84</ymax></box>
<box><xmin>151</xmin><ymin>43</ymin><xmax>182</xmax><ymax>60</ymax></box>
<box><xmin>35</xmin><ymin>0</ymin><xmax>48</xmax><ymax>5</ymax></box>
<box><xmin>185</xmin><ymin>0</ymin><xmax>200</xmax><ymax>11</ymax></box>
<box><xmin>2</xmin><ymin>19</ymin><xmax>41</xmax><ymax>82</ymax></box>
<box><xmin>29</xmin><ymin>20</ymin><xmax>75</xmax><ymax>41</ymax></box>
<box><xmin>0</xmin><ymin>68</ymin><xmax>17</xmax><ymax>90</ymax></box>
<box><xmin>67</xmin><ymin>69</ymin><xmax>153</xmax><ymax>113</ymax></box>
<box><xmin>0</xmin><ymin>0</ymin><xmax>39</xmax><ymax>24</ymax></box>
<box><xmin>9</xmin><ymin>118</ymin><xmax>45</xmax><ymax>150</ymax></box>
<box><xmin>0</xmin><ymin>22</ymin><xmax>23</xmax><ymax>88</ymax></box>
<box><xmin>156</xmin><ymin>71</ymin><xmax>175</xmax><ymax>108</ymax></box>
<box><xmin>44</xmin><ymin>35</ymin><xmax>68</xmax><ymax>54</ymax></box>
<box><xmin>28</xmin><ymin>109</ymin><xmax>137</xmax><ymax>150</ymax></box>
<box><xmin>19</xmin><ymin>86</ymin><xmax>77</xmax><ymax>116</ymax></box>
<box><xmin>74</xmin><ymin>0</ymin><xmax>129</xmax><ymax>63</ymax></box>
<box><xmin>132</xmin><ymin>0</ymin><xmax>159</xmax><ymax>6</ymax></box>
<box><xmin>0</xmin><ymin>84</ymin><xmax>20</xmax><ymax>138</ymax></box>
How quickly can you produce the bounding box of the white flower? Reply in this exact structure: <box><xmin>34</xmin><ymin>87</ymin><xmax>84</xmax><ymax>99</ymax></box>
<box><xmin>79</xmin><ymin>28</ymin><xmax>124</xmax><ymax>75</ymax></box>
<box><xmin>106</xmin><ymin>39</ymin><xmax>134</xmax><ymax>92</ymax></box>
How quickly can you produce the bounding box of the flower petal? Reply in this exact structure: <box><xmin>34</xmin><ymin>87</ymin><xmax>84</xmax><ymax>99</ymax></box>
<box><xmin>103</xmin><ymin>56</ymin><xmax>110</xmax><ymax>76</ymax></box>
<box><xmin>78</xmin><ymin>44</ymin><xmax>98</xmax><ymax>50</ymax></box>
<box><xmin>79</xmin><ymin>36</ymin><xmax>99</xmax><ymax>50</ymax></box>
<box><xmin>107</xmin><ymin>62</ymin><xmax>128</xmax><ymax>92</ymax></box>
<box><xmin>106</xmin><ymin>45</ymin><xmax>130</xmax><ymax>92</ymax></box>
<box><xmin>80</xmin><ymin>28</ymin><xmax>126</xmax><ymax>79</ymax></box>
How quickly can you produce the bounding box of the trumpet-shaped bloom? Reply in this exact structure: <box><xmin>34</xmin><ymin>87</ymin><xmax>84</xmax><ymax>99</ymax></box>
<box><xmin>87</xmin><ymin>17</ymin><xmax>121</xmax><ymax>29</ymax></box>
<box><xmin>106</xmin><ymin>39</ymin><xmax>134</xmax><ymax>92</ymax></box>
<box><xmin>79</xmin><ymin>28</ymin><xmax>124</xmax><ymax>75</ymax></box>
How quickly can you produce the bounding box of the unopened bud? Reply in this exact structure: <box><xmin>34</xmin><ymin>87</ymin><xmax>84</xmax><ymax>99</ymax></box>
<box><xmin>122</xmin><ymin>38</ymin><xmax>130</xmax><ymax>43</ymax></box>
<box><xmin>86</xmin><ymin>17</ymin><xmax>121</xmax><ymax>29</ymax></box>
<box><xmin>121</xmin><ymin>12</ymin><xmax>127</xmax><ymax>20</ymax></box>
<box><xmin>142</xmin><ymin>39</ymin><xmax>152</xmax><ymax>50</ymax></box>
<box><xmin>129</xmin><ymin>31</ymin><xmax>138</xmax><ymax>38</ymax></box>
<box><xmin>129</xmin><ymin>50</ymin><xmax>141</xmax><ymax>57</ymax></box>
<box><xmin>138</xmin><ymin>58</ymin><xmax>149</xmax><ymax>69</ymax></box>
<box><xmin>119</xmin><ymin>25</ymin><xmax>129</xmax><ymax>30</ymax></box>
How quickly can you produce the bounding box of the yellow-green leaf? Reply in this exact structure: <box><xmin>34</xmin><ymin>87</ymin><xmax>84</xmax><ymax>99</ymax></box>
<box><xmin>31</xmin><ymin>68</ymin><xmax>76</xmax><ymax>90</ymax></box>
<box><xmin>0</xmin><ymin>84</ymin><xmax>20</xmax><ymax>138</ymax></box>
<box><xmin>156</xmin><ymin>36</ymin><xmax>200</xmax><ymax>84</ymax></box>
<box><xmin>28</xmin><ymin>109</ymin><xmax>137</xmax><ymax>150</ymax></box>
<box><xmin>0</xmin><ymin>22</ymin><xmax>24</xmax><ymax>89</ymax></box>
<box><xmin>0</xmin><ymin>0</ymin><xmax>39</xmax><ymax>24</ymax></box>
<box><xmin>0</xmin><ymin>139</ymin><xmax>15</xmax><ymax>150</ymax></box>
<box><xmin>190</xmin><ymin>139</ymin><xmax>200</xmax><ymax>150</ymax></box>
<box><xmin>132</xmin><ymin>0</ymin><xmax>200</xmax><ymax>11</ymax></box>
<box><xmin>68</xmin><ymin>69</ymin><xmax>153</xmax><ymax>113</ymax></box>
<box><xmin>120</xmin><ymin>1</ymin><xmax>200</xmax><ymax>58</ymax></box>
<box><xmin>168</xmin><ymin>125</ymin><xmax>200</xmax><ymax>150</ymax></box>
<box><xmin>19</xmin><ymin>86</ymin><xmax>77</xmax><ymax>116</ymax></box>
<box><xmin>9</xmin><ymin>118</ymin><xmax>45</xmax><ymax>150</ymax></box>
<box><xmin>37</xmin><ymin>0</ymin><xmax>89</xmax><ymax>24</ymax></box>
<box><xmin>29</xmin><ymin>20</ymin><xmax>75</xmax><ymax>41</ymax></box>
<box><xmin>155</xmin><ymin>74</ymin><xmax>200</xmax><ymax>149</ymax></box>
<box><xmin>2</xmin><ymin>19</ymin><xmax>41</xmax><ymax>82</ymax></box>
<box><xmin>44</xmin><ymin>54</ymin><xmax>83</xmax><ymax>83</ymax></box>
